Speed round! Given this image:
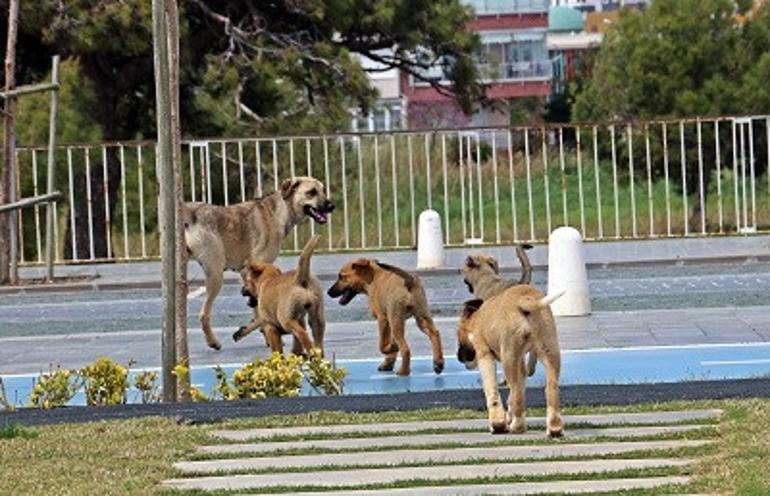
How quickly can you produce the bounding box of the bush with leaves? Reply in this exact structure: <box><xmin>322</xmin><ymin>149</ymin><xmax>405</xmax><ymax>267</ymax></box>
<box><xmin>133</xmin><ymin>370</ymin><xmax>160</xmax><ymax>404</ymax></box>
<box><xmin>230</xmin><ymin>353</ymin><xmax>306</xmax><ymax>399</ymax></box>
<box><xmin>0</xmin><ymin>378</ymin><xmax>15</xmax><ymax>412</ymax></box>
<box><xmin>28</xmin><ymin>366</ymin><xmax>81</xmax><ymax>409</ymax></box>
<box><xmin>173</xmin><ymin>365</ymin><xmax>209</xmax><ymax>402</ymax></box>
<box><xmin>80</xmin><ymin>357</ymin><xmax>129</xmax><ymax>406</ymax></box>
<box><xmin>304</xmin><ymin>351</ymin><xmax>347</xmax><ymax>396</ymax></box>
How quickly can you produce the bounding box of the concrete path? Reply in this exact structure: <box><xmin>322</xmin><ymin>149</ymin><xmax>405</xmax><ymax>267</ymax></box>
<box><xmin>261</xmin><ymin>476</ymin><xmax>693</xmax><ymax>495</ymax></box>
<box><xmin>198</xmin><ymin>424</ymin><xmax>709</xmax><ymax>455</ymax></box>
<box><xmin>177</xmin><ymin>440</ymin><xmax>709</xmax><ymax>474</ymax></box>
<box><xmin>163</xmin><ymin>458</ymin><xmax>693</xmax><ymax>491</ymax></box>
<box><xmin>210</xmin><ymin>409</ymin><xmax>722</xmax><ymax>441</ymax></box>
<box><xmin>164</xmin><ymin>407</ymin><xmax>716</xmax><ymax>493</ymax></box>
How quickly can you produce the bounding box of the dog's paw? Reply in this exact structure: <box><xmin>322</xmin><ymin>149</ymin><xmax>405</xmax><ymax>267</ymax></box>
<box><xmin>395</xmin><ymin>367</ymin><xmax>410</xmax><ymax>376</ymax></box>
<box><xmin>232</xmin><ymin>327</ymin><xmax>247</xmax><ymax>342</ymax></box>
<box><xmin>547</xmin><ymin>428</ymin><xmax>564</xmax><ymax>438</ymax></box>
<box><xmin>433</xmin><ymin>360</ymin><xmax>445</xmax><ymax>374</ymax></box>
<box><xmin>208</xmin><ymin>340</ymin><xmax>222</xmax><ymax>351</ymax></box>
<box><xmin>489</xmin><ymin>421</ymin><xmax>508</xmax><ymax>434</ymax></box>
<box><xmin>377</xmin><ymin>361</ymin><xmax>395</xmax><ymax>372</ymax></box>
<box><xmin>509</xmin><ymin>420</ymin><xmax>527</xmax><ymax>434</ymax></box>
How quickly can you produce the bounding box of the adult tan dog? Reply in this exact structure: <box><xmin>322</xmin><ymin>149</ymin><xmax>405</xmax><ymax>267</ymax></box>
<box><xmin>234</xmin><ymin>234</ymin><xmax>325</xmax><ymax>357</ymax></box>
<box><xmin>462</xmin><ymin>244</ymin><xmax>539</xmax><ymax>376</ymax></box>
<box><xmin>327</xmin><ymin>259</ymin><xmax>444</xmax><ymax>376</ymax></box>
<box><xmin>456</xmin><ymin>285</ymin><xmax>564</xmax><ymax>437</ymax></box>
<box><xmin>184</xmin><ymin>176</ymin><xmax>333</xmax><ymax>350</ymax></box>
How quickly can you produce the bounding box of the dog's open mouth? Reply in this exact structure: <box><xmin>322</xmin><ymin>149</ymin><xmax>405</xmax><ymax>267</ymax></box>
<box><xmin>304</xmin><ymin>205</ymin><xmax>329</xmax><ymax>224</ymax></box>
<box><xmin>338</xmin><ymin>288</ymin><xmax>358</xmax><ymax>305</ymax></box>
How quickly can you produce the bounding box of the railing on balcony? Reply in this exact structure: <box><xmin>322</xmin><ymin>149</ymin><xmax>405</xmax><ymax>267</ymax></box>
<box><xmin>478</xmin><ymin>60</ymin><xmax>553</xmax><ymax>81</ymax></box>
<box><xmin>464</xmin><ymin>0</ymin><xmax>550</xmax><ymax>15</ymax></box>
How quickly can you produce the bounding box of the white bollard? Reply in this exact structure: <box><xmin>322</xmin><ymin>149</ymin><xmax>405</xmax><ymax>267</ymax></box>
<box><xmin>417</xmin><ymin>209</ymin><xmax>445</xmax><ymax>269</ymax></box>
<box><xmin>547</xmin><ymin>226</ymin><xmax>591</xmax><ymax>316</ymax></box>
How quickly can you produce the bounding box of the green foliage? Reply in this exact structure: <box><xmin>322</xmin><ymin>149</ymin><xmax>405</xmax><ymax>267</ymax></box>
<box><xmin>0</xmin><ymin>423</ymin><xmax>38</xmax><ymax>440</ymax></box>
<box><xmin>304</xmin><ymin>351</ymin><xmax>347</xmax><ymax>396</ymax></box>
<box><xmin>173</xmin><ymin>365</ymin><xmax>209</xmax><ymax>402</ymax></box>
<box><xmin>230</xmin><ymin>353</ymin><xmax>306</xmax><ymax>399</ymax></box>
<box><xmin>573</xmin><ymin>0</ymin><xmax>770</xmax><ymax>121</ymax></box>
<box><xmin>28</xmin><ymin>366</ymin><xmax>81</xmax><ymax>410</ymax></box>
<box><xmin>0</xmin><ymin>378</ymin><xmax>15</xmax><ymax>412</ymax></box>
<box><xmin>133</xmin><ymin>370</ymin><xmax>160</xmax><ymax>404</ymax></box>
<box><xmin>80</xmin><ymin>357</ymin><xmax>129</xmax><ymax>406</ymax></box>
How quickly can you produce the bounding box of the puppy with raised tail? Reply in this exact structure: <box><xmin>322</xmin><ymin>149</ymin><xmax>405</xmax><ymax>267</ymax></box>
<box><xmin>235</xmin><ymin>234</ymin><xmax>325</xmax><ymax>357</ymax></box>
<box><xmin>456</xmin><ymin>286</ymin><xmax>565</xmax><ymax>437</ymax></box>
<box><xmin>327</xmin><ymin>259</ymin><xmax>444</xmax><ymax>376</ymax></box>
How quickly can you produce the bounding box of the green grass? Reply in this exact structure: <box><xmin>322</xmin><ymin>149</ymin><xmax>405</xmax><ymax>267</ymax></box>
<box><xmin>0</xmin><ymin>422</ymin><xmax>38</xmax><ymax>440</ymax></box>
<box><xmin>0</xmin><ymin>399</ymin><xmax>767</xmax><ymax>495</ymax></box>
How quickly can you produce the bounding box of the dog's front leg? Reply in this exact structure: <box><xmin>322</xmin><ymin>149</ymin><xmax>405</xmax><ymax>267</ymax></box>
<box><xmin>376</xmin><ymin>316</ymin><xmax>399</xmax><ymax>372</ymax></box>
<box><xmin>232</xmin><ymin>319</ymin><xmax>259</xmax><ymax>342</ymax></box>
<box><xmin>389</xmin><ymin>312</ymin><xmax>411</xmax><ymax>376</ymax></box>
<box><xmin>479</xmin><ymin>355</ymin><xmax>507</xmax><ymax>433</ymax></box>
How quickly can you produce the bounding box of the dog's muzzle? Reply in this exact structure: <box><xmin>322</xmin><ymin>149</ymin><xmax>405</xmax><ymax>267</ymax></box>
<box><xmin>304</xmin><ymin>200</ymin><xmax>334</xmax><ymax>224</ymax></box>
<box><xmin>327</xmin><ymin>283</ymin><xmax>357</xmax><ymax>305</ymax></box>
<box><xmin>463</xmin><ymin>279</ymin><xmax>474</xmax><ymax>294</ymax></box>
<box><xmin>241</xmin><ymin>286</ymin><xmax>258</xmax><ymax>308</ymax></box>
<box><xmin>457</xmin><ymin>343</ymin><xmax>476</xmax><ymax>364</ymax></box>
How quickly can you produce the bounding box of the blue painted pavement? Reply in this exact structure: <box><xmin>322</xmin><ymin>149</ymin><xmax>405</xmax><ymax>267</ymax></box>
<box><xmin>2</xmin><ymin>343</ymin><xmax>769</xmax><ymax>408</ymax></box>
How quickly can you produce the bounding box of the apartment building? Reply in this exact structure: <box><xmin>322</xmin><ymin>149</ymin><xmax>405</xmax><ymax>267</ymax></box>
<box><xmin>353</xmin><ymin>0</ymin><xmax>553</xmax><ymax>131</ymax></box>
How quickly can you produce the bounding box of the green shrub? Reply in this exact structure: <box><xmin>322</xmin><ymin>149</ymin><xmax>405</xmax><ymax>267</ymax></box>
<box><xmin>230</xmin><ymin>353</ymin><xmax>306</xmax><ymax>399</ymax></box>
<box><xmin>0</xmin><ymin>423</ymin><xmax>38</xmax><ymax>440</ymax></box>
<box><xmin>304</xmin><ymin>351</ymin><xmax>347</xmax><ymax>396</ymax></box>
<box><xmin>28</xmin><ymin>366</ymin><xmax>81</xmax><ymax>409</ymax></box>
<box><xmin>0</xmin><ymin>378</ymin><xmax>14</xmax><ymax>412</ymax></box>
<box><xmin>133</xmin><ymin>370</ymin><xmax>160</xmax><ymax>404</ymax></box>
<box><xmin>80</xmin><ymin>357</ymin><xmax>129</xmax><ymax>406</ymax></box>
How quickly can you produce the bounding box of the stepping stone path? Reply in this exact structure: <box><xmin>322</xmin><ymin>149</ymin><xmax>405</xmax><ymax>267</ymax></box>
<box><xmin>163</xmin><ymin>408</ymin><xmax>721</xmax><ymax>494</ymax></box>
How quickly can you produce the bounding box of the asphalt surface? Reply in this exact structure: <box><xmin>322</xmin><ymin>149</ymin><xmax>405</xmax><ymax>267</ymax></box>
<box><xmin>2</xmin><ymin>378</ymin><xmax>769</xmax><ymax>427</ymax></box>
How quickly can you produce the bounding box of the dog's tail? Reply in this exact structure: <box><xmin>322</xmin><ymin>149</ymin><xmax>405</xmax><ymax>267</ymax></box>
<box><xmin>295</xmin><ymin>234</ymin><xmax>321</xmax><ymax>286</ymax></box>
<box><xmin>515</xmin><ymin>243</ymin><xmax>534</xmax><ymax>285</ymax></box>
<box><xmin>517</xmin><ymin>290</ymin><xmax>566</xmax><ymax>314</ymax></box>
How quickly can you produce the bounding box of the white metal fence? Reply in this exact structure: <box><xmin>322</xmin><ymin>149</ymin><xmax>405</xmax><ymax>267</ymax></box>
<box><xmin>10</xmin><ymin>114</ymin><xmax>770</xmax><ymax>265</ymax></box>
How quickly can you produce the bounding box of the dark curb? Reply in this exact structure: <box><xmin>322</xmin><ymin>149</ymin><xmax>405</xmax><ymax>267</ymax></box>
<box><xmin>2</xmin><ymin>378</ymin><xmax>769</xmax><ymax>427</ymax></box>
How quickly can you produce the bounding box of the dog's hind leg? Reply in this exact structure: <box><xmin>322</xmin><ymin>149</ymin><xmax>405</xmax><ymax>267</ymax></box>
<box><xmin>502</xmin><ymin>346</ymin><xmax>527</xmax><ymax>434</ymax></box>
<box><xmin>389</xmin><ymin>312</ymin><xmax>411</xmax><ymax>376</ymax></box>
<box><xmin>479</xmin><ymin>354</ymin><xmax>507</xmax><ymax>433</ymax></box>
<box><xmin>537</xmin><ymin>342</ymin><xmax>563</xmax><ymax>438</ymax></box>
<box><xmin>308</xmin><ymin>300</ymin><xmax>326</xmax><ymax>357</ymax></box>
<box><xmin>263</xmin><ymin>324</ymin><xmax>284</xmax><ymax>354</ymax></box>
<box><xmin>376</xmin><ymin>317</ymin><xmax>398</xmax><ymax>372</ymax></box>
<box><xmin>200</xmin><ymin>264</ymin><xmax>225</xmax><ymax>350</ymax></box>
<box><xmin>415</xmin><ymin>315</ymin><xmax>445</xmax><ymax>374</ymax></box>
<box><xmin>284</xmin><ymin>318</ymin><xmax>315</xmax><ymax>357</ymax></box>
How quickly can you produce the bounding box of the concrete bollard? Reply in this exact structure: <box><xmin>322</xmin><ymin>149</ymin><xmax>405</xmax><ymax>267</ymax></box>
<box><xmin>417</xmin><ymin>209</ymin><xmax>445</xmax><ymax>269</ymax></box>
<box><xmin>547</xmin><ymin>226</ymin><xmax>591</xmax><ymax>316</ymax></box>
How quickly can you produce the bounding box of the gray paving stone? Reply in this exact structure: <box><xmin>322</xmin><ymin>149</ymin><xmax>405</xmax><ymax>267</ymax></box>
<box><xmin>262</xmin><ymin>476</ymin><xmax>692</xmax><ymax>495</ymax></box>
<box><xmin>210</xmin><ymin>409</ymin><xmax>722</xmax><ymax>441</ymax></box>
<box><xmin>163</xmin><ymin>458</ymin><xmax>693</xmax><ymax>491</ymax></box>
<box><xmin>177</xmin><ymin>440</ymin><xmax>709</xmax><ymax>474</ymax></box>
<box><xmin>200</xmin><ymin>425</ymin><xmax>710</xmax><ymax>455</ymax></box>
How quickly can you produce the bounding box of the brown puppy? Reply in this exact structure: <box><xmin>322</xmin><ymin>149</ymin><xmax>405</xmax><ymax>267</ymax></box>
<box><xmin>462</xmin><ymin>244</ymin><xmax>539</xmax><ymax>376</ymax></box>
<box><xmin>327</xmin><ymin>259</ymin><xmax>444</xmax><ymax>376</ymax></box>
<box><xmin>456</xmin><ymin>285</ymin><xmax>564</xmax><ymax>437</ymax></box>
<box><xmin>234</xmin><ymin>234</ymin><xmax>325</xmax><ymax>357</ymax></box>
<box><xmin>461</xmin><ymin>244</ymin><xmax>533</xmax><ymax>299</ymax></box>
<box><xmin>184</xmin><ymin>176</ymin><xmax>333</xmax><ymax>350</ymax></box>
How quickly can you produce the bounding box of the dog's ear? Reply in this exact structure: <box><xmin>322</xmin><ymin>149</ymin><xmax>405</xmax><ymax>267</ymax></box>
<box><xmin>461</xmin><ymin>299</ymin><xmax>484</xmax><ymax>318</ymax></box>
<box><xmin>281</xmin><ymin>178</ymin><xmax>301</xmax><ymax>199</ymax></box>
<box><xmin>249</xmin><ymin>262</ymin><xmax>264</xmax><ymax>276</ymax></box>
<box><xmin>485</xmin><ymin>257</ymin><xmax>499</xmax><ymax>273</ymax></box>
<box><xmin>351</xmin><ymin>258</ymin><xmax>370</xmax><ymax>271</ymax></box>
<box><xmin>464</xmin><ymin>256</ymin><xmax>478</xmax><ymax>268</ymax></box>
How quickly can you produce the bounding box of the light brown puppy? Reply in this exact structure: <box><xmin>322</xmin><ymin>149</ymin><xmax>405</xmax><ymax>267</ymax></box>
<box><xmin>233</xmin><ymin>234</ymin><xmax>325</xmax><ymax>357</ymax></box>
<box><xmin>462</xmin><ymin>244</ymin><xmax>539</xmax><ymax>376</ymax></box>
<box><xmin>456</xmin><ymin>285</ymin><xmax>564</xmax><ymax>437</ymax></box>
<box><xmin>327</xmin><ymin>259</ymin><xmax>444</xmax><ymax>376</ymax></box>
<box><xmin>184</xmin><ymin>176</ymin><xmax>333</xmax><ymax>350</ymax></box>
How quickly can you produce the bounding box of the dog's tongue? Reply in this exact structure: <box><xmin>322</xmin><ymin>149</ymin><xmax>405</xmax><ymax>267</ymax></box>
<box><xmin>310</xmin><ymin>207</ymin><xmax>328</xmax><ymax>223</ymax></box>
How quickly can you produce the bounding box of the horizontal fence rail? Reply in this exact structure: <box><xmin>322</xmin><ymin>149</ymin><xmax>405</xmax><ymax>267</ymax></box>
<box><xmin>8</xmin><ymin>115</ymin><xmax>770</xmax><ymax>265</ymax></box>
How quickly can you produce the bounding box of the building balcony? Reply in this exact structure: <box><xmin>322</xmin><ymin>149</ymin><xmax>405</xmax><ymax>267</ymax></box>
<box><xmin>478</xmin><ymin>60</ymin><xmax>553</xmax><ymax>81</ymax></box>
<box><xmin>463</xmin><ymin>0</ymin><xmax>550</xmax><ymax>15</ymax></box>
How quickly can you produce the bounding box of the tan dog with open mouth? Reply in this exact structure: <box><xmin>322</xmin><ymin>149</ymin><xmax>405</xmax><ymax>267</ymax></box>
<box><xmin>233</xmin><ymin>234</ymin><xmax>325</xmax><ymax>357</ymax></box>
<box><xmin>456</xmin><ymin>285</ymin><xmax>564</xmax><ymax>437</ymax></box>
<box><xmin>461</xmin><ymin>244</ymin><xmax>539</xmax><ymax>376</ymax></box>
<box><xmin>184</xmin><ymin>176</ymin><xmax>333</xmax><ymax>350</ymax></box>
<box><xmin>327</xmin><ymin>259</ymin><xmax>444</xmax><ymax>376</ymax></box>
